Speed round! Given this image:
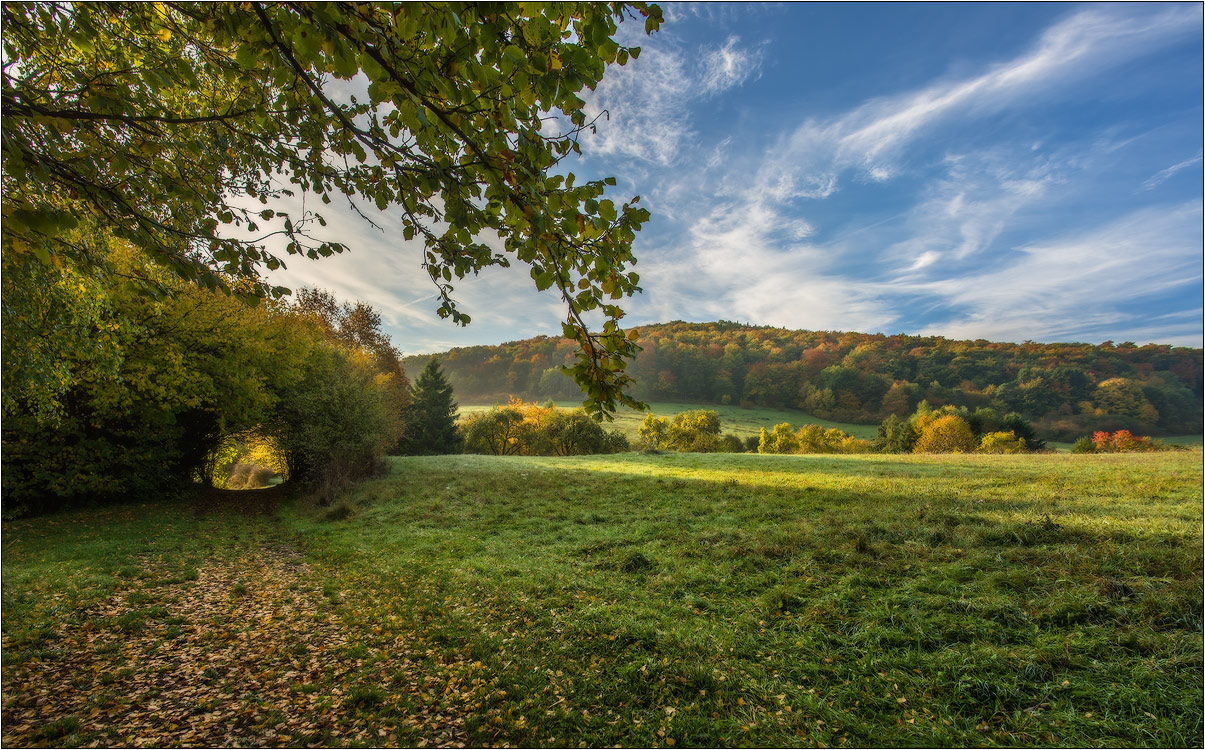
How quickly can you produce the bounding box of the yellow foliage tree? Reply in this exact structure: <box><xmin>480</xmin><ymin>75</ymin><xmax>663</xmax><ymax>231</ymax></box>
<box><xmin>976</xmin><ymin>431</ymin><xmax>1027</xmax><ymax>454</ymax></box>
<box><xmin>913</xmin><ymin>414</ymin><xmax>976</xmax><ymax>453</ymax></box>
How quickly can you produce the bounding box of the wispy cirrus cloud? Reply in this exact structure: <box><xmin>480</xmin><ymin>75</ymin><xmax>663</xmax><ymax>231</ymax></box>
<box><xmin>1141</xmin><ymin>151</ymin><xmax>1203</xmax><ymax>191</ymax></box>
<box><xmin>883</xmin><ymin>148</ymin><xmax>1064</xmax><ymax>274</ymax></box>
<box><xmin>909</xmin><ymin>202</ymin><xmax>1204</xmax><ymax>345</ymax></box>
<box><xmin>581</xmin><ymin>34</ymin><xmax>763</xmax><ymax>165</ymax></box>
<box><xmin>630</xmin><ymin>4</ymin><xmax>1202</xmax><ymax>346</ymax></box>
<box><xmin>753</xmin><ymin>4</ymin><xmax>1201</xmax><ymax>200</ymax></box>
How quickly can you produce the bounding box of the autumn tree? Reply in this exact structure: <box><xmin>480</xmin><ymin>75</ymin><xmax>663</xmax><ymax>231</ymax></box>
<box><xmin>2</xmin><ymin>2</ymin><xmax>662</xmax><ymax>417</ymax></box>
<box><xmin>1</xmin><ymin>242</ymin><xmax>313</xmax><ymax>514</ymax></box>
<box><xmin>913</xmin><ymin>414</ymin><xmax>976</xmax><ymax>454</ymax></box>
<box><xmin>399</xmin><ymin>358</ymin><xmax>462</xmax><ymax>455</ymax></box>
<box><xmin>665</xmin><ymin>410</ymin><xmax>722</xmax><ymax>452</ymax></box>
<box><xmin>637</xmin><ymin>413</ymin><xmax>669</xmax><ymax>451</ymax></box>
<box><xmin>758</xmin><ymin>423</ymin><xmax>799</xmax><ymax>455</ymax></box>
<box><xmin>977</xmin><ymin>431</ymin><xmax>1027</xmax><ymax>454</ymax></box>
<box><xmin>460</xmin><ymin>400</ymin><xmax>624</xmax><ymax>456</ymax></box>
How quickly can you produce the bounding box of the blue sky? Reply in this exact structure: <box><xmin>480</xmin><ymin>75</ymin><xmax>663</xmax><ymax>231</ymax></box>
<box><xmin>269</xmin><ymin>2</ymin><xmax>1203</xmax><ymax>353</ymax></box>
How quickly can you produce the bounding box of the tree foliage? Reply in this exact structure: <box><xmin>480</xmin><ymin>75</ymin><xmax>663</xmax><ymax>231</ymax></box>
<box><xmin>637</xmin><ymin>410</ymin><xmax>745</xmax><ymax>453</ymax></box>
<box><xmin>3</xmin><ymin>1</ymin><xmax>663</xmax><ymax>417</ymax></box>
<box><xmin>0</xmin><ymin>237</ymin><xmax>408</xmax><ymax>514</ymax></box>
<box><xmin>2</xmin><ymin>242</ymin><xmax>308</xmax><ymax>513</ymax></box>
<box><xmin>875</xmin><ymin>402</ymin><xmax>1044</xmax><ymax>455</ymax></box>
<box><xmin>460</xmin><ymin>400</ymin><xmax>626</xmax><ymax>457</ymax></box>
<box><xmin>977</xmin><ymin>431</ymin><xmax>1027</xmax><ymax>454</ymax></box>
<box><xmin>1082</xmin><ymin>430</ymin><xmax>1169</xmax><ymax>453</ymax></box>
<box><xmin>406</xmin><ymin>321</ymin><xmax>1203</xmax><ymax>437</ymax></box>
<box><xmin>912</xmin><ymin>414</ymin><xmax>977</xmax><ymax>454</ymax></box>
<box><xmin>757</xmin><ymin>423</ymin><xmax>869</xmax><ymax>455</ymax></box>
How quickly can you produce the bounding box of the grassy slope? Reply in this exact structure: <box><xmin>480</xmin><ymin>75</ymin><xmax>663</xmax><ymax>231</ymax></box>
<box><xmin>283</xmin><ymin>451</ymin><xmax>1203</xmax><ymax>747</ymax></box>
<box><xmin>459</xmin><ymin>401</ymin><xmax>880</xmax><ymax>442</ymax></box>
<box><xmin>4</xmin><ymin>452</ymin><xmax>1201</xmax><ymax>747</ymax></box>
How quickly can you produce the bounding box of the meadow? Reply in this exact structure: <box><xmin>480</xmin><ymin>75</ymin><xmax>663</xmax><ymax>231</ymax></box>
<box><xmin>2</xmin><ymin>451</ymin><xmax>1201</xmax><ymax>747</ymax></box>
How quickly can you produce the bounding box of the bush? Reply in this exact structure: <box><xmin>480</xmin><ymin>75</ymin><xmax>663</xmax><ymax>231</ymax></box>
<box><xmin>1086</xmin><ymin>430</ymin><xmax>1164</xmax><ymax>453</ymax></box>
<box><xmin>666</xmin><ymin>410</ymin><xmax>722</xmax><ymax>452</ymax></box>
<box><xmin>977</xmin><ymin>431</ymin><xmax>1027</xmax><ymax>454</ymax></box>
<box><xmin>758</xmin><ymin>423</ymin><xmax>870</xmax><ymax>454</ymax></box>
<box><xmin>873</xmin><ymin>413</ymin><xmax>917</xmax><ymax>453</ymax></box>
<box><xmin>913</xmin><ymin>414</ymin><xmax>976</xmax><ymax>453</ymax></box>
<box><xmin>269</xmin><ymin>344</ymin><xmax>398</xmax><ymax>503</ymax></box>
<box><xmin>718</xmin><ymin>434</ymin><xmax>745</xmax><ymax>453</ymax></box>
<box><xmin>638</xmin><ymin>409</ymin><xmax>724</xmax><ymax>453</ymax></box>
<box><xmin>461</xmin><ymin>400</ymin><xmax>625</xmax><ymax>456</ymax></box>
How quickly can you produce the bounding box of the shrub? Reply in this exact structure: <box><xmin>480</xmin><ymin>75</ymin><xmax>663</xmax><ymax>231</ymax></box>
<box><xmin>718</xmin><ymin>434</ymin><xmax>745</xmax><ymax>453</ymax></box>
<box><xmin>977</xmin><ymin>431</ymin><xmax>1027</xmax><ymax>454</ymax></box>
<box><xmin>874</xmin><ymin>413</ymin><xmax>917</xmax><ymax>453</ymax></box>
<box><xmin>637</xmin><ymin>413</ymin><xmax>669</xmax><ymax>451</ymax></box>
<box><xmin>268</xmin><ymin>344</ymin><xmax>397</xmax><ymax>503</ymax></box>
<box><xmin>665</xmin><ymin>410</ymin><xmax>722</xmax><ymax>452</ymax></box>
<box><xmin>758</xmin><ymin>423</ymin><xmax>799</xmax><ymax>454</ymax></box>
<box><xmin>759</xmin><ymin>423</ymin><xmax>870</xmax><ymax>454</ymax></box>
<box><xmin>461</xmin><ymin>400</ymin><xmax>625</xmax><ymax>456</ymax></box>
<box><xmin>1086</xmin><ymin>429</ymin><xmax>1164</xmax><ymax>453</ymax></box>
<box><xmin>913</xmin><ymin>415</ymin><xmax>976</xmax><ymax>453</ymax></box>
<box><xmin>638</xmin><ymin>409</ymin><xmax>725</xmax><ymax>453</ymax></box>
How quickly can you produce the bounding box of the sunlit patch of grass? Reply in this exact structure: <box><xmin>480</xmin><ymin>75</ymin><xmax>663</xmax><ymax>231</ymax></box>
<box><xmin>284</xmin><ymin>450</ymin><xmax>1203</xmax><ymax>747</ymax></box>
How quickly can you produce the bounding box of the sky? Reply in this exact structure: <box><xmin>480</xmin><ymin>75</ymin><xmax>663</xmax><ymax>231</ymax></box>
<box><xmin>267</xmin><ymin>2</ymin><xmax>1204</xmax><ymax>354</ymax></box>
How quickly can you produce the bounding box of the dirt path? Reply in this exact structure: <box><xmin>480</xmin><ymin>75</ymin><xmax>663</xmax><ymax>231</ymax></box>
<box><xmin>2</xmin><ymin>494</ymin><xmax>472</xmax><ymax>748</ymax></box>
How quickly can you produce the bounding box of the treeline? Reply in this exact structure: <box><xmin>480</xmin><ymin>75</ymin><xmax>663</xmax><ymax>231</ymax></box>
<box><xmin>403</xmin><ymin>321</ymin><xmax>1203</xmax><ymax>438</ymax></box>
<box><xmin>2</xmin><ymin>242</ymin><xmax>409</xmax><ymax>516</ymax></box>
<box><xmin>632</xmin><ymin>403</ymin><xmax>1049</xmax><ymax>456</ymax></box>
<box><xmin>461</xmin><ymin>400</ymin><xmax>629</xmax><ymax>456</ymax></box>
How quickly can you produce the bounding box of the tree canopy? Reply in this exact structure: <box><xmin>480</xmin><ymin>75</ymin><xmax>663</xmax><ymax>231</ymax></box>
<box><xmin>2</xmin><ymin>2</ymin><xmax>662</xmax><ymax>417</ymax></box>
<box><xmin>403</xmin><ymin>321</ymin><xmax>1203</xmax><ymax>438</ymax></box>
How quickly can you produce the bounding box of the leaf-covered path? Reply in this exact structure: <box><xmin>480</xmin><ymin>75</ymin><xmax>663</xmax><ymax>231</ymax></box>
<box><xmin>2</xmin><ymin>491</ymin><xmax>474</xmax><ymax>748</ymax></box>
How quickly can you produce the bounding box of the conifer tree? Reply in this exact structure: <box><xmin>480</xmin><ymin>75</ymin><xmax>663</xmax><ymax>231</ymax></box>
<box><xmin>400</xmin><ymin>358</ymin><xmax>462</xmax><ymax>455</ymax></box>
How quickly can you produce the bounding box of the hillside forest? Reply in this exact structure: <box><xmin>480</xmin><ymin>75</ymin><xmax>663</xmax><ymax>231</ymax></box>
<box><xmin>403</xmin><ymin>321</ymin><xmax>1203</xmax><ymax>440</ymax></box>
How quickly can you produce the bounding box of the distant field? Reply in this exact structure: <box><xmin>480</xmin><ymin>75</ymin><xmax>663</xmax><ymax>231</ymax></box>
<box><xmin>5</xmin><ymin>451</ymin><xmax>1201</xmax><ymax>747</ymax></box>
<box><xmin>459</xmin><ymin>400</ymin><xmax>879</xmax><ymax>442</ymax></box>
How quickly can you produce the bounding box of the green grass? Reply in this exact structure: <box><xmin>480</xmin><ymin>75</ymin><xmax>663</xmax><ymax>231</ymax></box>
<box><xmin>1</xmin><ymin>500</ymin><xmax>214</xmax><ymax>655</ymax></box>
<box><xmin>281</xmin><ymin>450</ymin><xmax>1203</xmax><ymax>747</ymax></box>
<box><xmin>460</xmin><ymin>400</ymin><xmax>879</xmax><ymax>441</ymax></box>
<box><xmin>4</xmin><ymin>452</ymin><xmax>1201</xmax><ymax>747</ymax></box>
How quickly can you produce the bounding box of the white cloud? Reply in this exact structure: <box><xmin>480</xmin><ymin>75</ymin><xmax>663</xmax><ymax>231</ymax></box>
<box><xmin>882</xmin><ymin>147</ymin><xmax>1063</xmax><ymax>272</ymax></box>
<box><xmin>699</xmin><ymin>36</ymin><xmax>764</xmax><ymax>95</ymax></box>
<box><xmin>1141</xmin><ymin>151</ymin><xmax>1203</xmax><ymax>190</ymax></box>
<box><xmin>911</xmin><ymin>202</ymin><xmax>1204</xmax><ymax>345</ymax></box>
<box><xmin>581</xmin><ymin>34</ymin><xmax>764</xmax><ymax>165</ymax></box>
<box><xmin>756</xmin><ymin>4</ymin><xmax>1200</xmax><ymax>199</ymax></box>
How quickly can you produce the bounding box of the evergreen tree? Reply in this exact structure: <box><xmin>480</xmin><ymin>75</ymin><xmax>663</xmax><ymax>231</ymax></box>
<box><xmin>400</xmin><ymin>358</ymin><xmax>463</xmax><ymax>455</ymax></box>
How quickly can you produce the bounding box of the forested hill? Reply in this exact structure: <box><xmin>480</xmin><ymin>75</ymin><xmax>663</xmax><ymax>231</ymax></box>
<box><xmin>402</xmin><ymin>321</ymin><xmax>1204</xmax><ymax>439</ymax></box>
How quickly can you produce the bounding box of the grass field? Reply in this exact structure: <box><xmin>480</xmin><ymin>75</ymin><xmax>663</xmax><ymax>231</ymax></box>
<box><xmin>460</xmin><ymin>401</ymin><xmax>880</xmax><ymax>442</ymax></box>
<box><xmin>3</xmin><ymin>452</ymin><xmax>1202</xmax><ymax>747</ymax></box>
